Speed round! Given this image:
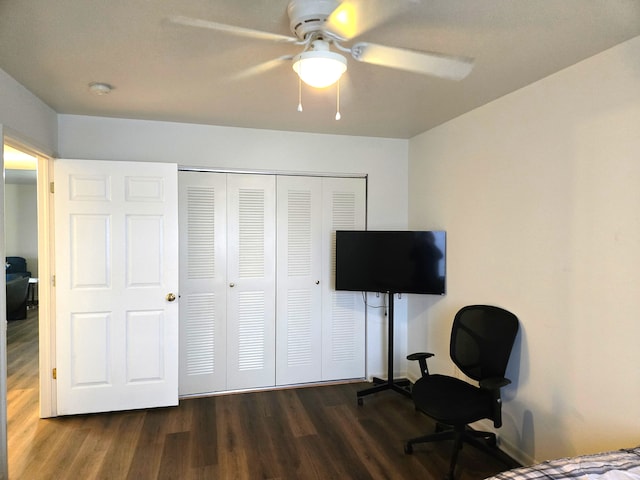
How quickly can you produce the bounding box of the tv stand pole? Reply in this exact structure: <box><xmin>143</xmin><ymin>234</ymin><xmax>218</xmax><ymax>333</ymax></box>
<box><xmin>357</xmin><ymin>292</ymin><xmax>411</xmax><ymax>405</ymax></box>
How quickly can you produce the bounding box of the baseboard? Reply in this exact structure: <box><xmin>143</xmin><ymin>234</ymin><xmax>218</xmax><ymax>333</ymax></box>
<box><xmin>472</xmin><ymin>418</ymin><xmax>535</xmax><ymax>467</ymax></box>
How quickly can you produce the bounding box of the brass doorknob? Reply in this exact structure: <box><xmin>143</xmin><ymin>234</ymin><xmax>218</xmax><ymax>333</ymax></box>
<box><xmin>166</xmin><ymin>293</ymin><xmax>176</xmax><ymax>302</ymax></box>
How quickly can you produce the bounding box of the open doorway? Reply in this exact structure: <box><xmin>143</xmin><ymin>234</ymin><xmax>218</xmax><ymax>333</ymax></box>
<box><xmin>3</xmin><ymin>141</ymin><xmax>55</xmax><ymax>476</ymax></box>
<box><xmin>3</xmin><ymin>144</ymin><xmax>40</xmax><ymax>472</ymax></box>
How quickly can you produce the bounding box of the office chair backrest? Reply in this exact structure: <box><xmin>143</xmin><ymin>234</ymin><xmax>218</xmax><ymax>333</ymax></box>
<box><xmin>450</xmin><ymin>305</ymin><xmax>519</xmax><ymax>382</ymax></box>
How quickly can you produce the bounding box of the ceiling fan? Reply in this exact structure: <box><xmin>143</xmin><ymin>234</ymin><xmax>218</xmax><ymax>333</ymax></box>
<box><xmin>170</xmin><ymin>0</ymin><xmax>473</xmax><ymax>117</ymax></box>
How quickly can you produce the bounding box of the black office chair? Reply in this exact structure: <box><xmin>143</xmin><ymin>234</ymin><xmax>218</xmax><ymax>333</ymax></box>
<box><xmin>404</xmin><ymin>305</ymin><xmax>519</xmax><ymax>480</ymax></box>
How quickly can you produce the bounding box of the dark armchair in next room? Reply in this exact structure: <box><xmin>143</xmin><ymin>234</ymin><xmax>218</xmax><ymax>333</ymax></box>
<box><xmin>6</xmin><ymin>256</ymin><xmax>32</xmax><ymax>320</ymax></box>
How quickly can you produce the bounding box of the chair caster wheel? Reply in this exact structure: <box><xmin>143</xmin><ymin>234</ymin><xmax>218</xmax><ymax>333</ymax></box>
<box><xmin>404</xmin><ymin>443</ymin><xmax>413</xmax><ymax>454</ymax></box>
<box><xmin>357</xmin><ymin>397</ymin><xmax>363</xmax><ymax>406</ymax></box>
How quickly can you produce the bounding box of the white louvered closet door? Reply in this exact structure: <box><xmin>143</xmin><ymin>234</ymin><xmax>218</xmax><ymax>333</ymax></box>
<box><xmin>322</xmin><ymin>178</ymin><xmax>367</xmax><ymax>381</ymax></box>
<box><xmin>275</xmin><ymin>176</ymin><xmax>323</xmax><ymax>385</ymax></box>
<box><xmin>226</xmin><ymin>174</ymin><xmax>277</xmax><ymax>390</ymax></box>
<box><xmin>178</xmin><ymin>172</ymin><xmax>227</xmax><ymax>395</ymax></box>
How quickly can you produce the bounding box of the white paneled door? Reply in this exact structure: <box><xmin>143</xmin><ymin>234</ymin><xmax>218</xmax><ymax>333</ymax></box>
<box><xmin>54</xmin><ymin>159</ymin><xmax>179</xmax><ymax>415</ymax></box>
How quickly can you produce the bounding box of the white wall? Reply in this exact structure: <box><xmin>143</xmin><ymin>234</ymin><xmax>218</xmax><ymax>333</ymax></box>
<box><xmin>4</xmin><ymin>183</ymin><xmax>38</xmax><ymax>277</ymax></box>
<box><xmin>407</xmin><ymin>35</ymin><xmax>640</xmax><ymax>464</ymax></box>
<box><xmin>58</xmin><ymin>114</ymin><xmax>410</xmax><ymax>379</ymax></box>
<box><xmin>0</xmin><ymin>68</ymin><xmax>57</xmax><ymax>154</ymax></box>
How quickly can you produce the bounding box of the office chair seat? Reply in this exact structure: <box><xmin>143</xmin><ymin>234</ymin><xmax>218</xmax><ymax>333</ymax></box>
<box><xmin>412</xmin><ymin>374</ymin><xmax>493</xmax><ymax>426</ymax></box>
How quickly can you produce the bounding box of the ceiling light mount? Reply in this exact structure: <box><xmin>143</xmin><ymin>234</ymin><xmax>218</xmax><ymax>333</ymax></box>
<box><xmin>287</xmin><ymin>0</ymin><xmax>339</xmax><ymax>40</ymax></box>
<box><xmin>88</xmin><ymin>82</ymin><xmax>114</xmax><ymax>95</ymax></box>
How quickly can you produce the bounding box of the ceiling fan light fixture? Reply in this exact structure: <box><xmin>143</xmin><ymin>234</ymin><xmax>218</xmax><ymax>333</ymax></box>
<box><xmin>292</xmin><ymin>50</ymin><xmax>347</xmax><ymax>88</ymax></box>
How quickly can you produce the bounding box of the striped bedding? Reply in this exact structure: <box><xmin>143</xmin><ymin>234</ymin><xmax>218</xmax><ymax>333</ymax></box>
<box><xmin>486</xmin><ymin>447</ymin><xmax>640</xmax><ymax>480</ymax></box>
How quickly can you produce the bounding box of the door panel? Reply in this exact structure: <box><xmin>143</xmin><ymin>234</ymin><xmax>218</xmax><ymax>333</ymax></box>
<box><xmin>70</xmin><ymin>312</ymin><xmax>109</xmax><ymax>386</ymax></box>
<box><xmin>226</xmin><ymin>174</ymin><xmax>276</xmax><ymax>390</ymax></box>
<box><xmin>322</xmin><ymin>178</ymin><xmax>366</xmax><ymax>381</ymax></box>
<box><xmin>276</xmin><ymin>176</ymin><xmax>323</xmax><ymax>385</ymax></box>
<box><xmin>178</xmin><ymin>172</ymin><xmax>227</xmax><ymax>395</ymax></box>
<box><xmin>55</xmin><ymin>159</ymin><xmax>179</xmax><ymax>415</ymax></box>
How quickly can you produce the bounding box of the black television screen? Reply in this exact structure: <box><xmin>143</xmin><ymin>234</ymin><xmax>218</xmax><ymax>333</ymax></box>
<box><xmin>335</xmin><ymin>230</ymin><xmax>446</xmax><ymax>295</ymax></box>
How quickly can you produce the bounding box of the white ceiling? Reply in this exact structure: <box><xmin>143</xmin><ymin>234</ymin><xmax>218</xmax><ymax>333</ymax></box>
<box><xmin>1</xmin><ymin>0</ymin><xmax>639</xmax><ymax>139</ymax></box>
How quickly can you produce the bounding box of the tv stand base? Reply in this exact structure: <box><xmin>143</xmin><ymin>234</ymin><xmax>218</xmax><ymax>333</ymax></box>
<box><xmin>357</xmin><ymin>292</ymin><xmax>413</xmax><ymax>405</ymax></box>
<box><xmin>357</xmin><ymin>376</ymin><xmax>412</xmax><ymax>405</ymax></box>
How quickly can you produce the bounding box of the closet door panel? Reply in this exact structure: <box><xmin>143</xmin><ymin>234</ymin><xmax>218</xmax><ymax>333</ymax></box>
<box><xmin>321</xmin><ymin>178</ymin><xmax>366</xmax><ymax>381</ymax></box>
<box><xmin>226</xmin><ymin>174</ymin><xmax>277</xmax><ymax>390</ymax></box>
<box><xmin>178</xmin><ymin>172</ymin><xmax>228</xmax><ymax>395</ymax></box>
<box><xmin>275</xmin><ymin>176</ymin><xmax>323</xmax><ymax>385</ymax></box>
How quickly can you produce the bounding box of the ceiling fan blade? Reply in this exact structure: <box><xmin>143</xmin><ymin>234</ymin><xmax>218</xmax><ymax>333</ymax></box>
<box><xmin>325</xmin><ymin>0</ymin><xmax>411</xmax><ymax>40</ymax></box>
<box><xmin>350</xmin><ymin>42</ymin><xmax>474</xmax><ymax>81</ymax></box>
<box><xmin>231</xmin><ymin>55</ymin><xmax>294</xmax><ymax>81</ymax></box>
<box><xmin>169</xmin><ymin>15</ymin><xmax>300</xmax><ymax>44</ymax></box>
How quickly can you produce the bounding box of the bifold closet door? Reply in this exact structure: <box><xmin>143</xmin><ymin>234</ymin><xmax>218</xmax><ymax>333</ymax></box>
<box><xmin>226</xmin><ymin>174</ymin><xmax>277</xmax><ymax>390</ymax></box>
<box><xmin>275</xmin><ymin>176</ymin><xmax>323</xmax><ymax>385</ymax></box>
<box><xmin>178</xmin><ymin>172</ymin><xmax>365</xmax><ymax>396</ymax></box>
<box><xmin>178</xmin><ymin>171</ymin><xmax>227</xmax><ymax>395</ymax></box>
<box><xmin>321</xmin><ymin>178</ymin><xmax>367</xmax><ymax>381</ymax></box>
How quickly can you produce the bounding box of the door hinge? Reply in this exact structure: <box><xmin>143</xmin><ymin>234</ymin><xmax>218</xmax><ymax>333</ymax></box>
<box><xmin>50</xmin><ymin>181</ymin><xmax>54</xmax><ymax>194</ymax></box>
<box><xmin>52</xmin><ymin>368</ymin><xmax>57</xmax><ymax>380</ymax></box>
<box><xmin>52</xmin><ymin>275</ymin><xmax>56</xmax><ymax>287</ymax></box>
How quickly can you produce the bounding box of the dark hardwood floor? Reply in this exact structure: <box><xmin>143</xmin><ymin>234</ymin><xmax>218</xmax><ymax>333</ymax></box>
<box><xmin>7</xmin><ymin>309</ymin><xmax>514</xmax><ymax>479</ymax></box>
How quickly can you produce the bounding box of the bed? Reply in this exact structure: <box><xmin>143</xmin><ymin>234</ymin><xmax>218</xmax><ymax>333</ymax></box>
<box><xmin>486</xmin><ymin>447</ymin><xmax>640</xmax><ymax>479</ymax></box>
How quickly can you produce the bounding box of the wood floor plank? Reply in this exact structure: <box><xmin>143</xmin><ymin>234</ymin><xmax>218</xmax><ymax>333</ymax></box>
<box><xmin>275</xmin><ymin>388</ymin><xmax>317</xmax><ymax>438</ymax></box>
<box><xmin>95</xmin><ymin>412</ymin><xmax>145</xmax><ymax>479</ymax></box>
<box><xmin>257</xmin><ymin>391</ymin><xmax>305</xmax><ymax>475</ymax></box>
<box><xmin>15</xmin><ymin>418</ymin><xmax>71</xmax><ymax>479</ymax></box>
<box><xmin>62</xmin><ymin>422</ymin><xmax>115</xmax><ymax>480</ymax></box>
<box><xmin>39</xmin><ymin>425</ymin><xmax>91</xmax><ymax>479</ymax></box>
<box><xmin>298</xmin><ymin>432</ymin><xmax>370</xmax><ymax>480</ymax></box>
<box><xmin>237</xmin><ymin>392</ymin><xmax>287</xmax><ymax>479</ymax></box>
<box><xmin>126</xmin><ymin>409</ymin><xmax>171</xmax><ymax>479</ymax></box>
<box><xmin>157</xmin><ymin>431</ymin><xmax>190</xmax><ymax>480</ymax></box>
<box><xmin>296</xmin><ymin>386</ymin><xmax>377</xmax><ymax>479</ymax></box>
<box><xmin>189</xmin><ymin>396</ymin><xmax>218</xmax><ymax>469</ymax></box>
<box><xmin>327</xmin><ymin>402</ymin><xmax>412</xmax><ymax>479</ymax></box>
<box><xmin>214</xmin><ymin>393</ymin><xmax>252</xmax><ymax>479</ymax></box>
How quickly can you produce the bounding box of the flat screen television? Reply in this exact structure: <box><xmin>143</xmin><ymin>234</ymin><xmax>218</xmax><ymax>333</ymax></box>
<box><xmin>335</xmin><ymin>230</ymin><xmax>446</xmax><ymax>295</ymax></box>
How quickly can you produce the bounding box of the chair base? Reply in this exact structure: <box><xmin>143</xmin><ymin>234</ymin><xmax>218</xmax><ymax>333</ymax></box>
<box><xmin>404</xmin><ymin>425</ymin><xmax>516</xmax><ymax>480</ymax></box>
<box><xmin>356</xmin><ymin>376</ymin><xmax>412</xmax><ymax>405</ymax></box>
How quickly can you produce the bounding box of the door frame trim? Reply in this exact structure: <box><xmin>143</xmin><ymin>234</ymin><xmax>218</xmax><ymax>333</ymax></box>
<box><xmin>36</xmin><ymin>155</ymin><xmax>55</xmax><ymax>418</ymax></box>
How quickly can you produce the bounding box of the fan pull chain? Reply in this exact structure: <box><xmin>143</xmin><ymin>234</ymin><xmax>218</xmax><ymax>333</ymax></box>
<box><xmin>335</xmin><ymin>80</ymin><xmax>341</xmax><ymax>120</ymax></box>
<box><xmin>297</xmin><ymin>72</ymin><xmax>303</xmax><ymax>112</ymax></box>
